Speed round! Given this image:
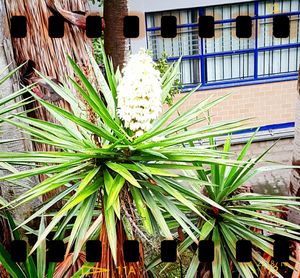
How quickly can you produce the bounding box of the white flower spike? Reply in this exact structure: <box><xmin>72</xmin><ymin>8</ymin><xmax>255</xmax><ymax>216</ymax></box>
<box><xmin>117</xmin><ymin>49</ymin><xmax>162</xmax><ymax>138</ymax></box>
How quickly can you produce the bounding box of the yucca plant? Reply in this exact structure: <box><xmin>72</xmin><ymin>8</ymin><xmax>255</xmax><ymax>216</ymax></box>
<box><xmin>0</xmin><ymin>42</ymin><xmax>251</xmax><ymax>275</ymax></box>
<box><xmin>0</xmin><ymin>208</ymin><xmax>44</xmax><ymax>278</ymax></box>
<box><xmin>148</xmin><ymin>132</ymin><xmax>300</xmax><ymax>278</ymax></box>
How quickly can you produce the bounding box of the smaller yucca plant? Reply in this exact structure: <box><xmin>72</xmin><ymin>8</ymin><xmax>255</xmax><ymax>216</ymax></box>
<box><xmin>148</xmin><ymin>132</ymin><xmax>300</xmax><ymax>278</ymax></box>
<box><xmin>0</xmin><ymin>207</ymin><xmax>88</xmax><ymax>278</ymax></box>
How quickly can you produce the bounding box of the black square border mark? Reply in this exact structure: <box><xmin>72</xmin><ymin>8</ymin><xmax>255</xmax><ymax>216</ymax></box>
<box><xmin>273</xmin><ymin>15</ymin><xmax>290</xmax><ymax>38</ymax></box>
<box><xmin>123</xmin><ymin>15</ymin><xmax>139</xmax><ymax>38</ymax></box>
<box><xmin>161</xmin><ymin>240</ymin><xmax>177</xmax><ymax>262</ymax></box>
<box><xmin>198</xmin><ymin>15</ymin><xmax>215</xmax><ymax>38</ymax></box>
<box><xmin>48</xmin><ymin>15</ymin><xmax>65</xmax><ymax>38</ymax></box>
<box><xmin>236</xmin><ymin>15</ymin><xmax>252</xmax><ymax>38</ymax></box>
<box><xmin>86</xmin><ymin>240</ymin><xmax>102</xmax><ymax>262</ymax></box>
<box><xmin>161</xmin><ymin>15</ymin><xmax>177</xmax><ymax>38</ymax></box>
<box><xmin>236</xmin><ymin>240</ymin><xmax>252</xmax><ymax>262</ymax></box>
<box><xmin>46</xmin><ymin>240</ymin><xmax>65</xmax><ymax>263</ymax></box>
<box><xmin>10</xmin><ymin>16</ymin><xmax>27</xmax><ymax>38</ymax></box>
<box><xmin>123</xmin><ymin>240</ymin><xmax>140</xmax><ymax>262</ymax></box>
<box><xmin>198</xmin><ymin>240</ymin><xmax>214</xmax><ymax>262</ymax></box>
<box><xmin>86</xmin><ymin>15</ymin><xmax>102</xmax><ymax>38</ymax></box>
<box><xmin>11</xmin><ymin>240</ymin><xmax>27</xmax><ymax>262</ymax></box>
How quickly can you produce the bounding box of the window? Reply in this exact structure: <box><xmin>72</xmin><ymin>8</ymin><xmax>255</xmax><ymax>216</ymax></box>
<box><xmin>147</xmin><ymin>9</ymin><xmax>200</xmax><ymax>85</ymax></box>
<box><xmin>146</xmin><ymin>0</ymin><xmax>300</xmax><ymax>88</ymax></box>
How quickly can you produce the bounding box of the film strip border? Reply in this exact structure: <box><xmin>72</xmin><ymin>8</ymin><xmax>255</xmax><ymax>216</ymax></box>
<box><xmin>8</xmin><ymin>237</ymin><xmax>292</xmax><ymax>263</ymax></box>
<box><xmin>10</xmin><ymin>14</ymin><xmax>292</xmax><ymax>39</ymax></box>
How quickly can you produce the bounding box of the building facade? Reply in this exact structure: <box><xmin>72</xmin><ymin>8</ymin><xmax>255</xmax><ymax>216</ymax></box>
<box><xmin>126</xmin><ymin>0</ymin><xmax>299</xmax><ymax>142</ymax></box>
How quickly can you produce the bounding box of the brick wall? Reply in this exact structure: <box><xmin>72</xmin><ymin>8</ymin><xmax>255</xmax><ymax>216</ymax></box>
<box><xmin>167</xmin><ymin>79</ymin><xmax>297</xmax><ymax>127</ymax></box>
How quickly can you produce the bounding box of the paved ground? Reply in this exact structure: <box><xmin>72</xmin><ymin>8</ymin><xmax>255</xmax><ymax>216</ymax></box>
<box><xmin>230</xmin><ymin>138</ymin><xmax>293</xmax><ymax>195</ymax></box>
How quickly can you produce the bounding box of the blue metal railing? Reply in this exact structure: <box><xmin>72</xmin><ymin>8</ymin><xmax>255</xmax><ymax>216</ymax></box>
<box><xmin>146</xmin><ymin>11</ymin><xmax>300</xmax><ymax>32</ymax></box>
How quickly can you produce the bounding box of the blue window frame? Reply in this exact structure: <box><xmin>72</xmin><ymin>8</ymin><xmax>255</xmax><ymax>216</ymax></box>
<box><xmin>145</xmin><ymin>0</ymin><xmax>300</xmax><ymax>90</ymax></box>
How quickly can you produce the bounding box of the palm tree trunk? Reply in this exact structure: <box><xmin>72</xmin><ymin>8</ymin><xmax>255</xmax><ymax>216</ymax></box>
<box><xmin>96</xmin><ymin>219</ymin><xmax>145</xmax><ymax>278</ymax></box>
<box><xmin>94</xmin><ymin>189</ymin><xmax>146</xmax><ymax>278</ymax></box>
<box><xmin>104</xmin><ymin>0</ymin><xmax>128</xmax><ymax>70</ymax></box>
<box><xmin>0</xmin><ymin>4</ymin><xmax>41</xmax><ymax>274</ymax></box>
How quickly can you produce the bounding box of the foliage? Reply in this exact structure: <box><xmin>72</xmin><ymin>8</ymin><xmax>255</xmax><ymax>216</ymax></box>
<box><xmin>148</xmin><ymin>133</ymin><xmax>300</xmax><ymax>278</ymax></box>
<box><xmin>1</xmin><ymin>42</ymin><xmax>298</xmax><ymax>278</ymax></box>
<box><xmin>154</xmin><ymin>52</ymin><xmax>183</xmax><ymax>106</ymax></box>
<box><xmin>0</xmin><ymin>208</ymin><xmax>88</xmax><ymax>278</ymax></box>
<box><xmin>92</xmin><ymin>38</ymin><xmax>104</xmax><ymax>66</ymax></box>
<box><xmin>0</xmin><ymin>40</ymin><xmax>248</xmax><ymax>267</ymax></box>
<box><xmin>0</xmin><ymin>207</ymin><xmax>50</xmax><ymax>278</ymax></box>
<box><xmin>0</xmin><ymin>64</ymin><xmax>34</xmax><ymax>125</ymax></box>
<box><xmin>90</xmin><ymin>0</ymin><xmax>103</xmax><ymax>8</ymax></box>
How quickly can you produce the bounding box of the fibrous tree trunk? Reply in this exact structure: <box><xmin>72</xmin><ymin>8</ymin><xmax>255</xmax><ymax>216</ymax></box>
<box><xmin>94</xmin><ymin>189</ymin><xmax>146</xmax><ymax>278</ymax></box>
<box><xmin>0</xmin><ymin>4</ymin><xmax>41</xmax><ymax>276</ymax></box>
<box><xmin>5</xmin><ymin>0</ymin><xmax>99</xmax><ymax>205</ymax></box>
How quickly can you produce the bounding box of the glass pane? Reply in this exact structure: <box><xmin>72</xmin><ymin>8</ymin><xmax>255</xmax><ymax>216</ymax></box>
<box><xmin>258</xmin><ymin>47</ymin><xmax>300</xmax><ymax>76</ymax></box>
<box><xmin>169</xmin><ymin>9</ymin><xmax>198</xmax><ymax>25</ymax></box>
<box><xmin>147</xmin><ymin>26</ymin><xmax>199</xmax><ymax>59</ymax></box>
<box><xmin>204</xmin><ymin>2</ymin><xmax>255</xmax><ymax>54</ymax></box>
<box><xmin>259</xmin><ymin>0</ymin><xmax>300</xmax><ymax>15</ymax></box>
<box><xmin>258</xmin><ymin>14</ymin><xmax>300</xmax><ymax>47</ymax></box>
<box><xmin>205</xmin><ymin>2</ymin><xmax>255</xmax><ymax>19</ymax></box>
<box><xmin>206</xmin><ymin>53</ymin><xmax>254</xmax><ymax>83</ymax></box>
<box><xmin>179</xmin><ymin>59</ymin><xmax>201</xmax><ymax>85</ymax></box>
<box><xmin>204</xmin><ymin>22</ymin><xmax>255</xmax><ymax>54</ymax></box>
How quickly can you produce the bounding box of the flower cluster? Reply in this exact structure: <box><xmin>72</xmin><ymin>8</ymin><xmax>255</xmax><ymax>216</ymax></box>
<box><xmin>117</xmin><ymin>49</ymin><xmax>162</xmax><ymax>138</ymax></box>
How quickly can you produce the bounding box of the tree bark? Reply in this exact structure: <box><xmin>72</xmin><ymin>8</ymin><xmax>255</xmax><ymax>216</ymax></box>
<box><xmin>104</xmin><ymin>0</ymin><xmax>128</xmax><ymax>71</ymax></box>
<box><xmin>0</xmin><ymin>0</ymin><xmax>40</xmax><ymax>223</ymax></box>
